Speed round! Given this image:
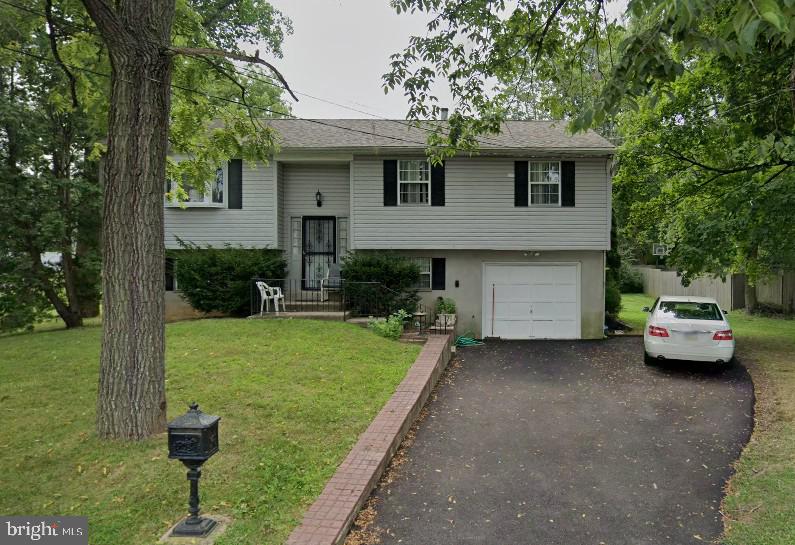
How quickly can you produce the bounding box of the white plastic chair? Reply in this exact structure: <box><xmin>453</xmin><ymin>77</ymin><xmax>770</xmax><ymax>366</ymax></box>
<box><xmin>320</xmin><ymin>263</ymin><xmax>343</xmax><ymax>302</ymax></box>
<box><xmin>270</xmin><ymin>285</ymin><xmax>286</xmax><ymax>313</ymax></box>
<box><xmin>255</xmin><ymin>281</ymin><xmax>286</xmax><ymax>315</ymax></box>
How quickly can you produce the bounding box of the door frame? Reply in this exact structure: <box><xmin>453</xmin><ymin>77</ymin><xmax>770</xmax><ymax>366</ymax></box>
<box><xmin>481</xmin><ymin>261</ymin><xmax>582</xmax><ymax>339</ymax></box>
<box><xmin>301</xmin><ymin>216</ymin><xmax>337</xmax><ymax>290</ymax></box>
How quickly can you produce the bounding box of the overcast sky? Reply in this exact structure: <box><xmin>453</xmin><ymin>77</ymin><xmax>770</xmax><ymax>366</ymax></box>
<box><xmin>263</xmin><ymin>0</ymin><xmax>626</xmax><ymax>119</ymax></box>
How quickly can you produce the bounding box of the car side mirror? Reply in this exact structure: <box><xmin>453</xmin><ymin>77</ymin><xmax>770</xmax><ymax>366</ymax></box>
<box><xmin>723</xmin><ymin>309</ymin><xmax>729</xmax><ymax>314</ymax></box>
<box><xmin>641</xmin><ymin>306</ymin><xmax>650</xmax><ymax>312</ymax></box>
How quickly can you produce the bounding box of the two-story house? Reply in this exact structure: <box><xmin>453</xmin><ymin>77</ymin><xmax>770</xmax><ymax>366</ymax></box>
<box><xmin>164</xmin><ymin>119</ymin><xmax>614</xmax><ymax>339</ymax></box>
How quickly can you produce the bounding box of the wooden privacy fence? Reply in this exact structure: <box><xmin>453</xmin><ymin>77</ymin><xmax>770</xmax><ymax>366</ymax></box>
<box><xmin>634</xmin><ymin>266</ymin><xmax>737</xmax><ymax>308</ymax></box>
<box><xmin>634</xmin><ymin>266</ymin><xmax>795</xmax><ymax>312</ymax></box>
<box><xmin>755</xmin><ymin>271</ymin><xmax>795</xmax><ymax>312</ymax></box>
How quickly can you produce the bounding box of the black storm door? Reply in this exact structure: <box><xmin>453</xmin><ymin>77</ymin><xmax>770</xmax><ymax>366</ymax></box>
<box><xmin>302</xmin><ymin>216</ymin><xmax>336</xmax><ymax>290</ymax></box>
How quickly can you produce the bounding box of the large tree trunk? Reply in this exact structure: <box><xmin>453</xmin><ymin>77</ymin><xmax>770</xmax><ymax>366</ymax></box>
<box><xmin>52</xmin><ymin>117</ymin><xmax>84</xmax><ymax>328</ymax></box>
<box><xmin>745</xmin><ymin>282</ymin><xmax>758</xmax><ymax>314</ymax></box>
<box><xmin>744</xmin><ymin>243</ymin><xmax>759</xmax><ymax>315</ymax></box>
<box><xmin>84</xmin><ymin>0</ymin><xmax>175</xmax><ymax>439</ymax></box>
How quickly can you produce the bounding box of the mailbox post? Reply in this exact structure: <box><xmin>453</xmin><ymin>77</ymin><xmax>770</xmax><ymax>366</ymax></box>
<box><xmin>167</xmin><ymin>403</ymin><xmax>221</xmax><ymax>537</ymax></box>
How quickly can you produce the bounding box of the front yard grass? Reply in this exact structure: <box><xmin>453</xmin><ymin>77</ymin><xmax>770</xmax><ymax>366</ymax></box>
<box><xmin>620</xmin><ymin>293</ymin><xmax>795</xmax><ymax>544</ymax></box>
<box><xmin>0</xmin><ymin>319</ymin><xmax>420</xmax><ymax>545</ymax></box>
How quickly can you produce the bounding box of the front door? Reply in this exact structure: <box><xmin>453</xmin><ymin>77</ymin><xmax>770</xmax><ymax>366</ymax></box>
<box><xmin>302</xmin><ymin>216</ymin><xmax>336</xmax><ymax>290</ymax></box>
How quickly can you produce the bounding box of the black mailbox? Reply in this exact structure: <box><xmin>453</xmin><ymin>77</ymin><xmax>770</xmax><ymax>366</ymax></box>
<box><xmin>168</xmin><ymin>403</ymin><xmax>220</xmax><ymax>461</ymax></box>
<box><xmin>167</xmin><ymin>403</ymin><xmax>221</xmax><ymax>538</ymax></box>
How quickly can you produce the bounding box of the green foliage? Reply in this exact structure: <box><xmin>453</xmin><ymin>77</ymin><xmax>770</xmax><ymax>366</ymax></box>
<box><xmin>368</xmin><ymin>309</ymin><xmax>411</xmax><ymax>340</ymax></box>
<box><xmin>172</xmin><ymin>240</ymin><xmax>285</xmax><ymax>315</ymax></box>
<box><xmin>605</xmin><ymin>276</ymin><xmax>623</xmax><ymax>317</ymax></box>
<box><xmin>341</xmin><ymin>252</ymin><xmax>421</xmax><ymax>315</ymax></box>
<box><xmin>386</xmin><ymin>0</ymin><xmax>795</xmax><ymax>138</ymax></box>
<box><xmin>0</xmin><ymin>20</ymin><xmax>103</xmax><ymax>330</ymax></box>
<box><xmin>0</xmin><ymin>319</ymin><xmax>419</xmax><ymax>544</ymax></box>
<box><xmin>384</xmin><ymin>0</ymin><xmax>795</xmax><ymax>292</ymax></box>
<box><xmin>0</xmin><ymin>257</ymin><xmax>51</xmax><ymax>332</ymax></box>
<box><xmin>435</xmin><ymin>297</ymin><xmax>456</xmax><ymax>314</ymax></box>
<box><xmin>618</xmin><ymin>263</ymin><xmax>644</xmax><ymax>294</ymax></box>
<box><xmin>613</xmin><ymin>41</ymin><xmax>795</xmax><ymax>285</ymax></box>
<box><xmin>0</xmin><ymin>0</ymin><xmax>292</xmax><ymax>329</ymax></box>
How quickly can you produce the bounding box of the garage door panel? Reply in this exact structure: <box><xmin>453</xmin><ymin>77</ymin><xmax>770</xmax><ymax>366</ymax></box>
<box><xmin>547</xmin><ymin>285</ymin><xmax>578</xmax><ymax>302</ymax></box>
<box><xmin>494</xmin><ymin>301</ymin><xmax>531</xmax><ymax>320</ymax></box>
<box><xmin>493</xmin><ymin>284</ymin><xmax>532</xmax><ymax>301</ymax></box>
<box><xmin>533</xmin><ymin>301</ymin><xmax>577</xmax><ymax>319</ymax></box>
<box><xmin>492</xmin><ymin>319</ymin><xmax>531</xmax><ymax>339</ymax></box>
<box><xmin>551</xmin><ymin>266</ymin><xmax>578</xmax><ymax>283</ymax></box>
<box><xmin>531</xmin><ymin>285</ymin><xmax>577</xmax><ymax>302</ymax></box>
<box><xmin>484</xmin><ymin>264</ymin><xmax>580</xmax><ymax>340</ymax></box>
<box><xmin>533</xmin><ymin>320</ymin><xmax>578</xmax><ymax>339</ymax></box>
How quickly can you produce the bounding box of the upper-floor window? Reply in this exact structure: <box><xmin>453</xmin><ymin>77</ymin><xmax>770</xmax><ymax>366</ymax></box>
<box><xmin>398</xmin><ymin>160</ymin><xmax>430</xmax><ymax>205</ymax></box>
<box><xmin>529</xmin><ymin>161</ymin><xmax>560</xmax><ymax>206</ymax></box>
<box><xmin>165</xmin><ymin>165</ymin><xmax>225</xmax><ymax>207</ymax></box>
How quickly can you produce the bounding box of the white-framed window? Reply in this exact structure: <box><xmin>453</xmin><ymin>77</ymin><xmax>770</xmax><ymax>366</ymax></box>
<box><xmin>398</xmin><ymin>159</ymin><xmax>430</xmax><ymax>205</ymax></box>
<box><xmin>529</xmin><ymin>161</ymin><xmax>561</xmax><ymax>206</ymax></box>
<box><xmin>165</xmin><ymin>164</ymin><xmax>226</xmax><ymax>207</ymax></box>
<box><xmin>408</xmin><ymin>257</ymin><xmax>432</xmax><ymax>290</ymax></box>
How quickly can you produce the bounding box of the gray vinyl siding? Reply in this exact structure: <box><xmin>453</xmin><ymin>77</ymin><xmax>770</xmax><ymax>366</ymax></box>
<box><xmin>276</xmin><ymin>162</ymin><xmax>286</xmax><ymax>249</ymax></box>
<box><xmin>351</xmin><ymin>156</ymin><xmax>611</xmax><ymax>250</ymax></box>
<box><xmin>280</xmin><ymin>162</ymin><xmax>351</xmax><ymax>281</ymax></box>
<box><xmin>164</xmin><ymin>161</ymin><xmax>277</xmax><ymax>249</ymax></box>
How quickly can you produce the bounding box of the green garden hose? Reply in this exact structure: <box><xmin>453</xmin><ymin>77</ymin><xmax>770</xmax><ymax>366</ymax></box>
<box><xmin>455</xmin><ymin>332</ymin><xmax>484</xmax><ymax>346</ymax></box>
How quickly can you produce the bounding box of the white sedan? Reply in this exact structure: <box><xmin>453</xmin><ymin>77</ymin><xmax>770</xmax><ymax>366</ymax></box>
<box><xmin>643</xmin><ymin>296</ymin><xmax>735</xmax><ymax>365</ymax></box>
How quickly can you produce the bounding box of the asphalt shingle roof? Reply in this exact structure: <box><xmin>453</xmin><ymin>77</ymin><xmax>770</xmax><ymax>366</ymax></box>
<box><xmin>266</xmin><ymin>119</ymin><xmax>614</xmax><ymax>153</ymax></box>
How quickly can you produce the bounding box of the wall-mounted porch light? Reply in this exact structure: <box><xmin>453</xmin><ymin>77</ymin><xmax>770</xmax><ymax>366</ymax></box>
<box><xmin>315</xmin><ymin>190</ymin><xmax>323</xmax><ymax>207</ymax></box>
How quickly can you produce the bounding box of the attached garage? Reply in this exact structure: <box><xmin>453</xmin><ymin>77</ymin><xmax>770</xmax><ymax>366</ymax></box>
<box><xmin>482</xmin><ymin>263</ymin><xmax>581</xmax><ymax>339</ymax></box>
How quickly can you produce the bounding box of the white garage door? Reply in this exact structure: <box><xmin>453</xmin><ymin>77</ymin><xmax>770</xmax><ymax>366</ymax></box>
<box><xmin>482</xmin><ymin>263</ymin><xmax>580</xmax><ymax>339</ymax></box>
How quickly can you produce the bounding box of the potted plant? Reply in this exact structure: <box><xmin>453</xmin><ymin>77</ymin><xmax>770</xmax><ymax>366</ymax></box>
<box><xmin>435</xmin><ymin>297</ymin><xmax>457</xmax><ymax>329</ymax></box>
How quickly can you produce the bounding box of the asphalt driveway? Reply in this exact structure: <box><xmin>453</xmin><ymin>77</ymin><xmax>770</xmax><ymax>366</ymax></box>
<box><xmin>369</xmin><ymin>337</ymin><xmax>754</xmax><ymax>545</ymax></box>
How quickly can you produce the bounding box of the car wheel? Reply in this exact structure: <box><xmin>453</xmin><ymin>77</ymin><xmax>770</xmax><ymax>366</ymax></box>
<box><xmin>644</xmin><ymin>352</ymin><xmax>656</xmax><ymax>366</ymax></box>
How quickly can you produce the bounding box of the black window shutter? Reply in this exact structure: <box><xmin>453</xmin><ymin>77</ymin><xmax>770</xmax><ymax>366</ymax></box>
<box><xmin>165</xmin><ymin>257</ymin><xmax>175</xmax><ymax>291</ymax></box>
<box><xmin>514</xmin><ymin>161</ymin><xmax>528</xmax><ymax>207</ymax></box>
<box><xmin>431</xmin><ymin>258</ymin><xmax>446</xmax><ymax>290</ymax></box>
<box><xmin>431</xmin><ymin>161</ymin><xmax>445</xmax><ymax>206</ymax></box>
<box><xmin>561</xmin><ymin>160</ymin><xmax>575</xmax><ymax>207</ymax></box>
<box><xmin>383</xmin><ymin>160</ymin><xmax>397</xmax><ymax>206</ymax></box>
<box><xmin>228</xmin><ymin>159</ymin><xmax>243</xmax><ymax>209</ymax></box>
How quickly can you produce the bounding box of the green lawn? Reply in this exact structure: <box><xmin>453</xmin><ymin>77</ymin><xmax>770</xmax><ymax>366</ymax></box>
<box><xmin>620</xmin><ymin>293</ymin><xmax>795</xmax><ymax>544</ymax></box>
<box><xmin>0</xmin><ymin>319</ymin><xmax>420</xmax><ymax>545</ymax></box>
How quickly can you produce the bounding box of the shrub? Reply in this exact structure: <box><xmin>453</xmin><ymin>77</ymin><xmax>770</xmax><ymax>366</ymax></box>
<box><xmin>605</xmin><ymin>276</ymin><xmax>623</xmax><ymax>317</ymax></box>
<box><xmin>618</xmin><ymin>262</ymin><xmax>644</xmax><ymax>293</ymax></box>
<box><xmin>368</xmin><ymin>309</ymin><xmax>410</xmax><ymax>340</ymax></box>
<box><xmin>435</xmin><ymin>297</ymin><xmax>456</xmax><ymax>314</ymax></box>
<box><xmin>341</xmin><ymin>252</ymin><xmax>420</xmax><ymax>315</ymax></box>
<box><xmin>173</xmin><ymin>239</ymin><xmax>286</xmax><ymax>315</ymax></box>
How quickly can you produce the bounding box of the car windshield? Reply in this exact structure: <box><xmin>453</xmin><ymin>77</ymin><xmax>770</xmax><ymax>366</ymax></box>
<box><xmin>658</xmin><ymin>301</ymin><xmax>723</xmax><ymax>320</ymax></box>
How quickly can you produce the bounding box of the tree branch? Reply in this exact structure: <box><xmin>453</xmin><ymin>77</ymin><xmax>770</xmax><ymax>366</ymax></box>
<box><xmin>168</xmin><ymin>46</ymin><xmax>298</xmax><ymax>101</ymax></box>
<box><xmin>79</xmin><ymin>0</ymin><xmax>125</xmax><ymax>44</ymax></box>
<box><xmin>663</xmin><ymin>149</ymin><xmax>777</xmax><ymax>174</ymax></box>
<box><xmin>532</xmin><ymin>0</ymin><xmax>568</xmax><ymax>67</ymax></box>
<box><xmin>45</xmin><ymin>0</ymin><xmax>79</xmax><ymax>108</ymax></box>
<box><xmin>189</xmin><ymin>54</ymin><xmax>264</xmax><ymax>133</ymax></box>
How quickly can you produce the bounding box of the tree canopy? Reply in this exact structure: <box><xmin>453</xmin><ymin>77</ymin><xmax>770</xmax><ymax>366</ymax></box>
<box><xmin>386</xmin><ymin>0</ymin><xmax>795</xmax><ymax>301</ymax></box>
<box><xmin>0</xmin><ymin>0</ymin><xmax>291</xmax><ymax>331</ymax></box>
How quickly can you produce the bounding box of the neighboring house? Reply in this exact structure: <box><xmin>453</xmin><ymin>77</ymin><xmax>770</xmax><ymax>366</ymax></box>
<box><xmin>164</xmin><ymin>119</ymin><xmax>615</xmax><ymax>339</ymax></box>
